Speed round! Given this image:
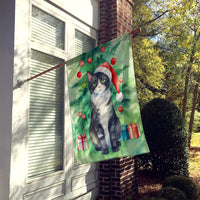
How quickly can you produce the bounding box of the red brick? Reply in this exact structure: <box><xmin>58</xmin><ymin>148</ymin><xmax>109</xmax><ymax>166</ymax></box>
<box><xmin>98</xmin><ymin>1</ymin><xmax>137</xmax><ymax>199</ymax></box>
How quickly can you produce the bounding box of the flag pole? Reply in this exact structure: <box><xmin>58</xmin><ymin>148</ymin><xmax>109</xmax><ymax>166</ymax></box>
<box><xmin>15</xmin><ymin>62</ymin><xmax>66</xmax><ymax>88</ymax></box>
<box><xmin>15</xmin><ymin>28</ymin><xmax>141</xmax><ymax>88</ymax></box>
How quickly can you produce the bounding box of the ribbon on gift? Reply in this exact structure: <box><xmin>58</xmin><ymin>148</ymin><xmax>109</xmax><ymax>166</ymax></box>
<box><xmin>127</xmin><ymin>122</ymin><xmax>141</xmax><ymax>139</ymax></box>
<box><xmin>76</xmin><ymin>133</ymin><xmax>89</xmax><ymax>151</ymax></box>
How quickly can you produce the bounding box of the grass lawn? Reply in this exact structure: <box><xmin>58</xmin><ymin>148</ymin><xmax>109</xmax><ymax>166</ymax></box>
<box><xmin>189</xmin><ymin>132</ymin><xmax>200</xmax><ymax>190</ymax></box>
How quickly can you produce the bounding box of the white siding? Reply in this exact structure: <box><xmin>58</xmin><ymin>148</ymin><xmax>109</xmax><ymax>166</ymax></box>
<box><xmin>48</xmin><ymin>0</ymin><xmax>99</xmax><ymax>30</ymax></box>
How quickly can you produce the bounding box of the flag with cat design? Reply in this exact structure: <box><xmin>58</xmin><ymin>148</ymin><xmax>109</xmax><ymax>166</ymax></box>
<box><xmin>66</xmin><ymin>33</ymin><xmax>149</xmax><ymax>164</ymax></box>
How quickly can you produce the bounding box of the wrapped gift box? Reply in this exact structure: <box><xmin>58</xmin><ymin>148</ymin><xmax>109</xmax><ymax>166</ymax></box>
<box><xmin>76</xmin><ymin>133</ymin><xmax>89</xmax><ymax>151</ymax></box>
<box><xmin>120</xmin><ymin>124</ymin><xmax>129</xmax><ymax>141</ymax></box>
<box><xmin>127</xmin><ymin>122</ymin><xmax>140</xmax><ymax>139</ymax></box>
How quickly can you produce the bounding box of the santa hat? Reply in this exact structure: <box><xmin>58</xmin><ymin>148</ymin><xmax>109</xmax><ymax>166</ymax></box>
<box><xmin>95</xmin><ymin>62</ymin><xmax>124</xmax><ymax>102</ymax></box>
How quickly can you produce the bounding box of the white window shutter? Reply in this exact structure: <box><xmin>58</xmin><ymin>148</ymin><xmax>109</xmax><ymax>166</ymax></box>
<box><xmin>32</xmin><ymin>6</ymin><xmax>65</xmax><ymax>50</ymax></box>
<box><xmin>28</xmin><ymin>6</ymin><xmax>65</xmax><ymax>178</ymax></box>
<box><xmin>28</xmin><ymin>50</ymin><xmax>64</xmax><ymax>178</ymax></box>
<box><xmin>75</xmin><ymin>29</ymin><xmax>96</xmax><ymax>56</ymax></box>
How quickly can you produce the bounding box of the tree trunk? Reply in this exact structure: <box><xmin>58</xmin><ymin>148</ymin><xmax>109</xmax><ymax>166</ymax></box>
<box><xmin>196</xmin><ymin>92</ymin><xmax>200</xmax><ymax>109</ymax></box>
<box><xmin>182</xmin><ymin>65</ymin><xmax>192</xmax><ymax>119</ymax></box>
<box><xmin>188</xmin><ymin>74</ymin><xmax>200</xmax><ymax>148</ymax></box>
<box><xmin>182</xmin><ymin>32</ymin><xmax>199</xmax><ymax>119</ymax></box>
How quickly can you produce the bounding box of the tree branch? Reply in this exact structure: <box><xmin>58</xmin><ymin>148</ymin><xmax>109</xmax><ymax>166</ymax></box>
<box><xmin>136</xmin><ymin>76</ymin><xmax>166</xmax><ymax>94</ymax></box>
<box><xmin>140</xmin><ymin>10</ymin><xmax>169</xmax><ymax>27</ymax></box>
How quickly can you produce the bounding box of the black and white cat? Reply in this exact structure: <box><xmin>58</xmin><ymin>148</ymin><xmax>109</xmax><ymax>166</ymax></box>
<box><xmin>87</xmin><ymin>69</ymin><xmax>121</xmax><ymax>155</ymax></box>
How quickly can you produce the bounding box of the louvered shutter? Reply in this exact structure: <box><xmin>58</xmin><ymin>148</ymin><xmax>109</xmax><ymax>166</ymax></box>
<box><xmin>28</xmin><ymin>50</ymin><xmax>64</xmax><ymax>178</ymax></box>
<box><xmin>73</xmin><ymin>30</ymin><xmax>96</xmax><ymax>166</ymax></box>
<box><xmin>28</xmin><ymin>6</ymin><xmax>65</xmax><ymax>178</ymax></box>
<box><xmin>32</xmin><ymin>6</ymin><xmax>64</xmax><ymax>50</ymax></box>
<box><xmin>75</xmin><ymin>29</ymin><xmax>96</xmax><ymax>55</ymax></box>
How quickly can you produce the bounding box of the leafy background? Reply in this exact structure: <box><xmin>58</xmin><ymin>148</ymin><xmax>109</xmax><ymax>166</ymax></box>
<box><xmin>66</xmin><ymin>33</ymin><xmax>149</xmax><ymax>163</ymax></box>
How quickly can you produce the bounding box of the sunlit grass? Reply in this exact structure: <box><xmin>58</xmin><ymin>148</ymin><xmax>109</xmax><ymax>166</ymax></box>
<box><xmin>191</xmin><ymin>132</ymin><xmax>200</xmax><ymax>147</ymax></box>
<box><xmin>189</xmin><ymin>132</ymin><xmax>200</xmax><ymax>189</ymax></box>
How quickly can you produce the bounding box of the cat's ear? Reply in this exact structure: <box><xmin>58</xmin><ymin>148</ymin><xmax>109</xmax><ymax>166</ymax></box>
<box><xmin>87</xmin><ymin>71</ymin><xmax>93</xmax><ymax>82</ymax></box>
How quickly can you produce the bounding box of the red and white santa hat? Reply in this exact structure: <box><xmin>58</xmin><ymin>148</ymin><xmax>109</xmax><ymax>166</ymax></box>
<box><xmin>95</xmin><ymin>62</ymin><xmax>124</xmax><ymax>102</ymax></box>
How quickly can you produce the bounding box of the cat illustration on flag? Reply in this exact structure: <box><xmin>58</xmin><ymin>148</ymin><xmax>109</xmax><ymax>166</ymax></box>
<box><xmin>87</xmin><ymin>62</ymin><xmax>123</xmax><ymax>155</ymax></box>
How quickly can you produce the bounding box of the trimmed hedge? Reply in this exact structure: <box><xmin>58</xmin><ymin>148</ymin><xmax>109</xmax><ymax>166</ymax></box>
<box><xmin>141</xmin><ymin>98</ymin><xmax>189</xmax><ymax>177</ymax></box>
<box><xmin>159</xmin><ymin>186</ymin><xmax>187</xmax><ymax>200</ymax></box>
<box><xmin>163</xmin><ymin>175</ymin><xmax>198</xmax><ymax>200</ymax></box>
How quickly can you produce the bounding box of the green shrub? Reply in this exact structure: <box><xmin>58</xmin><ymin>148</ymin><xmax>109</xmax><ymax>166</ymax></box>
<box><xmin>163</xmin><ymin>175</ymin><xmax>198</xmax><ymax>200</ymax></box>
<box><xmin>159</xmin><ymin>186</ymin><xmax>187</xmax><ymax>200</ymax></box>
<box><xmin>141</xmin><ymin>98</ymin><xmax>189</xmax><ymax>177</ymax></box>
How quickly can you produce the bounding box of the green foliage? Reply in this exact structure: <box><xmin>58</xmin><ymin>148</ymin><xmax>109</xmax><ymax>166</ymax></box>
<box><xmin>133</xmin><ymin>37</ymin><xmax>165</xmax><ymax>107</ymax></box>
<box><xmin>141</xmin><ymin>98</ymin><xmax>189</xmax><ymax>177</ymax></box>
<box><xmin>186</xmin><ymin>110</ymin><xmax>200</xmax><ymax>132</ymax></box>
<box><xmin>132</xmin><ymin>0</ymin><xmax>168</xmax><ymax>37</ymax></box>
<box><xmin>132</xmin><ymin>0</ymin><xmax>166</xmax><ymax>107</ymax></box>
<box><xmin>159</xmin><ymin>187</ymin><xmax>187</xmax><ymax>200</ymax></box>
<box><xmin>132</xmin><ymin>0</ymin><xmax>200</xmax><ymax>137</ymax></box>
<box><xmin>162</xmin><ymin>176</ymin><xmax>198</xmax><ymax>200</ymax></box>
<box><xmin>161</xmin><ymin>0</ymin><xmax>200</xmax><ymax>121</ymax></box>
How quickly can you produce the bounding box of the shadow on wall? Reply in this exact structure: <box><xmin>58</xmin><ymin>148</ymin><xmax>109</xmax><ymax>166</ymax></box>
<box><xmin>11</xmin><ymin>48</ymin><xmax>65</xmax><ymax>199</ymax></box>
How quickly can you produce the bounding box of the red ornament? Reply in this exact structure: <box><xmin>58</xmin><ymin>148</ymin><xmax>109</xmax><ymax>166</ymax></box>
<box><xmin>82</xmin><ymin>114</ymin><xmax>86</xmax><ymax>119</ymax></box>
<box><xmin>119</xmin><ymin>77</ymin><xmax>123</xmax><ymax>83</ymax></box>
<box><xmin>80</xmin><ymin>60</ymin><xmax>84</xmax><ymax>67</ymax></box>
<box><xmin>88</xmin><ymin>57</ymin><xmax>92</xmax><ymax>64</ymax></box>
<box><xmin>77</xmin><ymin>71</ymin><xmax>82</xmax><ymax>78</ymax></box>
<box><xmin>118</xmin><ymin>106</ymin><xmax>123</xmax><ymax>112</ymax></box>
<box><xmin>100</xmin><ymin>46</ymin><xmax>105</xmax><ymax>53</ymax></box>
<box><xmin>111</xmin><ymin>57</ymin><xmax>116</xmax><ymax>65</ymax></box>
<box><xmin>78</xmin><ymin>112</ymin><xmax>82</xmax><ymax>117</ymax></box>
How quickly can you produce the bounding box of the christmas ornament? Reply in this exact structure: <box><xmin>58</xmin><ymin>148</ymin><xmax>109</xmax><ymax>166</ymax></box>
<box><xmin>111</xmin><ymin>57</ymin><xmax>116</xmax><ymax>65</ymax></box>
<box><xmin>119</xmin><ymin>77</ymin><xmax>123</xmax><ymax>83</ymax></box>
<box><xmin>118</xmin><ymin>106</ymin><xmax>123</xmax><ymax>112</ymax></box>
<box><xmin>95</xmin><ymin>62</ymin><xmax>124</xmax><ymax>102</ymax></box>
<box><xmin>82</xmin><ymin>82</ymin><xmax>86</xmax><ymax>88</ymax></box>
<box><xmin>88</xmin><ymin>57</ymin><xmax>92</xmax><ymax>64</ymax></box>
<box><xmin>82</xmin><ymin>114</ymin><xmax>86</xmax><ymax>119</ymax></box>
<box><xmin>77</xmin><ymin>71</ymin><xmax>82</xmax><ymax>78</ymax></box>
<box><xmin>100</xmin><ymin>46</ymin><xmax>105</xmax><ymax>53</ymax></box>
<box><xmin>80</xmin><ymin>60</ymin><xmax>84</xmax><ymax>67</ymax></box>
<box><xmin>78</xmin><ymin>112</ymin><xmax>82</xmax><ymax>117</ymax></box>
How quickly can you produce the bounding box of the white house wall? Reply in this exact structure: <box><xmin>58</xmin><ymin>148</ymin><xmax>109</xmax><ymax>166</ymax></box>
<box><xmin>0</xmin><ymin>0</ymin><xmax>15</xmax><ymax>200</ymax></box>
<box><xmin>47</xmin><ymin>0</ymin><xmax>99</xmax><ymax>31</ymax></box>
<box><xmin>8</xmin><ymin>0</ymin><xmax>100</xmax><ymax>200</ymax></box>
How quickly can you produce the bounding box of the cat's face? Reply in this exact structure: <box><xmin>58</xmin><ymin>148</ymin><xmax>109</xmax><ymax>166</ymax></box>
<box><xmin>87</xmin><ymin>72</ymin><xmax>110</xmax><ymax>95</ymax></box>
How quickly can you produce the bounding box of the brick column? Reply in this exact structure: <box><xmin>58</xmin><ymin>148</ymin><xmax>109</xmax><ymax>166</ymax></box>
<box><xmin>99</xmin><ymin>0</ymin><xmax>133</xmax><ymax>43</ymax></box>
<box><xmin>97</xmin><ymin>0</ymin><xmax>138</xmax><ymax>199</ymax></box>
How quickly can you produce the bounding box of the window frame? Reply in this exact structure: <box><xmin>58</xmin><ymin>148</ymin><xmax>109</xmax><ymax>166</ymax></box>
<box><xmin>26</xmin><ymin>0</ymin><xmax>98</xmax><ymax>183</ymax></box>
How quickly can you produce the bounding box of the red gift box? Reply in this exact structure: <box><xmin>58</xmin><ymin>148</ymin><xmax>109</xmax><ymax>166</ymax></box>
<box><xmin>76</xmin><ymin>133</ymin><xmax>89</xmax><ymax>151</ymax></box>
<box><xmin>127</xmin><ymin>122</ymin><xmax>140</xmax><ymax>139</ymax></box>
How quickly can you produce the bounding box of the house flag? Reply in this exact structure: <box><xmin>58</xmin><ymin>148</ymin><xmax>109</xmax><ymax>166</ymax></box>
<box><xmin>66</xmin><ymin>33</ymin><xmax>149</xmax><ymax>164</ymax></box>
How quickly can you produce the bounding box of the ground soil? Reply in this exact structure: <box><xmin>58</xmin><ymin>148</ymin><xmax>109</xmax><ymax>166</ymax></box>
<box><xmin>137</xmin><ymin>172</ymin><xmax>162</xmax><ymax>200</ymax></box>
<box><xmin>136</xmin><ymin>148</ymin><xmax>200</xmax><ymax>200</ymax></box>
